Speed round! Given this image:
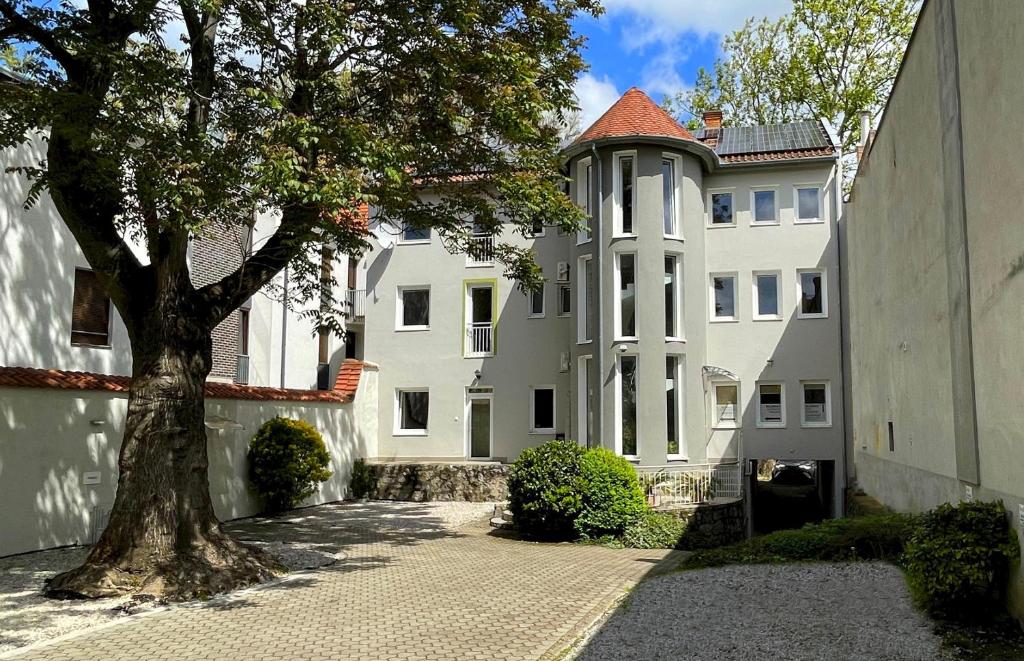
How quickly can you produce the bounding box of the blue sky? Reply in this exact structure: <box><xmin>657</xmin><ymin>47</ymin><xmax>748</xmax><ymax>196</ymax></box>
<box><xmin>572</xmin><ymin>0</ymin><xmax>791</xmax><ymax>127</ymax></box>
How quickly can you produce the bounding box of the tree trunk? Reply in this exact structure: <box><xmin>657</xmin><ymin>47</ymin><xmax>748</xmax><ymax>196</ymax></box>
<box><xmin>46</xmin><ymin>319</ymin><xmax>280</xmax><ymax>600</ymax></box>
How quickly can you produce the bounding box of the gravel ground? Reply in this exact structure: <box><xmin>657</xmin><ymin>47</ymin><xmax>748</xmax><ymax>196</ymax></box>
<box><xmin>578</xmin><ymin>562</ymin><xmax>947</xmax><ymax>661</ymax></box>
<box><xmin>0</xmin><ymin>500</ymin><xmax>494</xmax><ymax>656</ymax></box>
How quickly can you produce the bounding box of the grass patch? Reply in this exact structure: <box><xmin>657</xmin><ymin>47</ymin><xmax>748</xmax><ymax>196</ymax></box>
<box><xmin>935</xmin><ymin>614</ymin><xmax>1024</xmax><ymax>660</ymax></box>
<box><xmin>682</xmin><ymin>513</ymin><xmax>918</xmax><ymax>570</ymax></box>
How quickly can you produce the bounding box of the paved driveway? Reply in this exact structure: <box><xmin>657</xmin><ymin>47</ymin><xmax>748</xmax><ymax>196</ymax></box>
<box><xmin>8</xmin><ymin>502</ymin><xmax>676</xmax><ymax>660</ymax></box>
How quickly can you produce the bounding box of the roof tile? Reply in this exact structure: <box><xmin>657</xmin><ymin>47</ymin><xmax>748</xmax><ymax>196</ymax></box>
<box><xmin>573</xmin><ymin>88</ymin><xmax>694</xmax><ymax>145</ymax></box>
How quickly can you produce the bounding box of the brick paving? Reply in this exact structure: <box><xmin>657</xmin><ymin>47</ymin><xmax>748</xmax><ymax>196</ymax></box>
<box><xmin>9</xmin><ymin>502</ymin><xmax>677</xmax><ymax>660</ymax></box>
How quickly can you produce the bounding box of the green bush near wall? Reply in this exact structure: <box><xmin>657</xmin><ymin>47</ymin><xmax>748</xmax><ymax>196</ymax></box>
<box><xmin>904</xmin><ymin>500</ymin><xmax>1020</xmax><ymax>621</ymax></box>
<box><xmin>348</xmin><ymin>459</ymin><xmax>375</xmax><ymax>499</ymax></box>
<box><xmin>507</xmin><ymin>440</ymin><xmax>587</xmax><ymax>540</ymax></box>
<box><xmin>574</xmin><ymin>448</ymin><xmax>648</xmax><ymax>539</ymax></box>
<box><xmin>248</xmin><ymin>417</ymin><xmax>333</xmax><ymax>513</ymax></box>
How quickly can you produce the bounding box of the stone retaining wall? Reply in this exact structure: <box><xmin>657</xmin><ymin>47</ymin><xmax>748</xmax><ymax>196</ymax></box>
<box><xmin>656</xmin><ymin>497</ymin><xmax>746</xmax><ymax>548</ymax></box>
<box><xmin>363</xmin><ymin>462</ymin><xmax>509</xmax><ymax>502</ymax></box>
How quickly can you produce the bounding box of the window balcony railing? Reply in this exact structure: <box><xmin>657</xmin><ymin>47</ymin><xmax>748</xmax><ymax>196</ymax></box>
<box><xmin>466</xmin><ymin>322</ymin><xmax>494</xmax><ymax>357</ymax></box>
<box><xmin>635</xmin><ymin>462</ymin><xmax>742</xmax><ymax>507</ymax></box>
<box><xmin>467</xmin><ymin>235</ymin><xmax>495</xmax><ymax>266</ymax></box>
<box><xmin>235</xmin><ymin>354</ymin><xmax>250</xmax><ymax>385</ymax></box>
<box><xmin>343</xmin><ymin>289</ymin><xmax>367</xmax><ymax>319</ymax></box>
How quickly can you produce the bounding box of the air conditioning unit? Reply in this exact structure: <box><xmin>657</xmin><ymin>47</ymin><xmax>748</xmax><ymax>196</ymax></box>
<box><xmin>556</xmin><ymin>261</ymin><xmax>570</xmax><ymax>282</ymax></box>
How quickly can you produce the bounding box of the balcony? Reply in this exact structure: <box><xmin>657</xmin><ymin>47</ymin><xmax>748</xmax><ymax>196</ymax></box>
<box><xmin>465</xmin><ymin>322</ymin><xmax>494</xmax><ymax>357</ymax></box>
<box><xmin>636</xmin><ymin>462</ymin><xmax>742</xmax><ymax>507</ymax></box>
<box><xmin>343</xmin><ymin>289</ymin><xmax>367</xmax><ymax>320</ymax></box>
<box><xmin>466</xmin><ymin>234</ymin><xmax>495</xmax><ymax>267</ymax></box>
<box><xmin>235</xmin><ymin>354</ymin><xmax>250</xmax><ymax>385</ymax></box>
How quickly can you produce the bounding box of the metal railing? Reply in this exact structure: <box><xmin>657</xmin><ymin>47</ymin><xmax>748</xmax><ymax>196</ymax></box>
<box><xmin>636</xmin><ymin>462</ymin><xmax>742</xmax><ymax>507</ymax></box>
<box><xmin>344</xmin><ymin>289</ymin><xmax>367</xmax><ymax>318</ymax></box>
<box><xmin>466</xmin><ymin>322</ymin><xmax>494</xmax><ymax>357</ymax></box>
<box><xmin>467</xmin><ymin>235</ymin><xmax>495</xmax><ymax>266</ymax></box>
<box><xmin>235</xmin><ymin>354</ymin><xmax>250</xmax><ymax>385</ymax></box>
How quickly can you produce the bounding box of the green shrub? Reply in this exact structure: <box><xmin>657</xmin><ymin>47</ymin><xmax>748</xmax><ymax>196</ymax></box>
<box><xmin>904</xmin><ymin>501</ymin><xmax>1019</xmax><ymax>621</ymax></box>
<box><xmin>507</xmin><ymin>440</ymin><xmax>586</xmax><ymax>540</ymax></box>
<box><xmin>684</xmin><ymin>512</ymin><xmax>918</xmax><ymax>569</ymax></box>
<box><xmin>574</xmin><ymin>448</ymin><xmax>647</xmax><ymax>539</ymax></box>
<box><xmin>247</xmin><ymin>417</ymin><xmax>333</xmax><ymax>513</ymax></box>
<box><xmin>349</xmin><ymin>458</ymin><xmax>375</xmax><ymax>499</ymax></box>
<box><xmin>622</xmin><ymin>511</ymin><xmax>686</xmax><ymax>549</ymax></box>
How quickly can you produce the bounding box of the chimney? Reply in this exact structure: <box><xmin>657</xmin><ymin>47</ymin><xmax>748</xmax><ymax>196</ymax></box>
<box><xmin>703</xmin><ymin>110</ymin><xmax>723</xmax><ymax>130</ymax></box>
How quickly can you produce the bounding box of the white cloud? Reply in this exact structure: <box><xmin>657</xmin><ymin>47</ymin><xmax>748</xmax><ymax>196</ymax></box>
<box><xmin>602</xmin><ymin>0</ymin><xmax>792</xmax><ymax>46</ymax></box>
<box><xmin>574</xmin><ymin>73</ymin><xmax>621</xmax><ymax>129</ymax></box>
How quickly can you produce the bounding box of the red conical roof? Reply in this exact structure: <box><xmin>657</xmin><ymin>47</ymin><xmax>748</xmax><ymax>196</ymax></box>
<box><xmin>574</xmin><ymin>87</ymin><xmax>694</xmax><ymax>145</ymax></box>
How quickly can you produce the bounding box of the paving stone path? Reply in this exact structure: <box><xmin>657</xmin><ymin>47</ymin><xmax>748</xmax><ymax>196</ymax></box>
<box><xmin>6</xmin><ymin>502</ymin><xmax>675</xmax><ymax>660</ymax></box>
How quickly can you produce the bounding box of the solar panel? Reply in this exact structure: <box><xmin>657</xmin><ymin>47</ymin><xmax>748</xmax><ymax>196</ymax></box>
<box><xmin>715</xmin><ymin>121</ymin><xmax>829</xmax><ymax>155</ymax></box>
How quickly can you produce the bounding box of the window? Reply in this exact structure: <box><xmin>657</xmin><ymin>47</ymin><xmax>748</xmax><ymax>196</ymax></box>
<box><xmin>797</xmin><ymin>269</ymin><xmax>828</xmax><ymax>318</ymax></box>
<box><xmin>618</xmin><ymin>355</ymin><xmax>638</xmax><ymax>457</ymax></box>
<box><xmin>756</xmin><ymin>383</ymin><xmax>785</xmax><ymax>427</ymax></box>
<box><xmin>614</xmin><ymin>152</ymin><xmax>636</xmax><ymax>235</ymax></box>
<box><xmin>239</xmin><ymin>309</ymin><xmax>250</xmax><ymax>356</ymax></box>
<box><xmin>753</xmin><ymin>271</ymin><xmax>781</xmax><ymax>320</ymax></box>
<box><xmin>557</xmin><ymin>285</ymin><xmax>571</xmax><ymax>317</ymax></box>
<box><xmin>528</xmin><ymin>284</ymin><xmax>545</xmax><ymax>318</ymax></box>
<box><xmin>577</xmin><ymin>157</ymin><xmax>593</xmax><ymax>243</ymax></box>
<box><xmin>888</xmin><ymin>420</ymin><xmax>895</xmax><ymax>451</ymax></box>
<box><xmin>465</xmin><ymin>283</ymin><xmax>494</xmax><ymax>357</ymax></box>
<box><xmin>710</xmin><ymin>191</ymin><xmax>734</xmax><ymax>225</ymax></box>
<box><xmin>529</xmin><ymin>218</ymin><xmax>545</xmax><ymax>237</ymax></box>
<box><xmin>710</xmin><ymin>273</ymin><xmax>737</xmax><ymax>321</ymax></box>
<box><xmin>578</xmin><ymin>356</ymin><xmax>593</xmax><ymax>447</ymax></box>
<box><xmin>662</xmin><ymin>156</ymin><xmax>679</xmax><ymax>236</ymax></box>
<box><xmin>666</xmin><ymin>356</ymin><xmax>683</xmax><ymax>457</ymax></box>
<box><xmin>713</xmin><ymin>382</ymin><xmax>739</xmax><ymax>428</ymax></box>
<box><xmin>400</xmin><ymin>225</ymin><xmax>430</xmax><ymax>243</ymax></box>
<box><xmin>801</xmin><ymin>382</ymin><xmax>831</xmax><ymax>427</ymax></box>
<box><xmin>616</xmin><ymin>253</ymin><xmax>637</xmax><ymax>338</ymax></box>
<box><xmin>752</xmin><ymin>188</ymin><xmax>778</xmax><ymax>224</ymax></box>
<box><xmin>71</xmin><ymin>269</ymin><xmax>110</xmax><ymax>346</ymax></box>
<box><xmin>665</xmin><ymin>255</ymin><xmax>682</xmax><ymax>338</ymax></box>
<box><xmin>397</xmin><ymin>389</ymin><xmax>429</xmax><ymax>434</ymax></box>
<box><xmin>795</xmin><ymin>186</ymin><xmax>822</xmax><ymax>222</ymax></box>
<box><xmin>578</xmin><ymin>255</ymin><xmax>594</xmax><ymax>343</ymax></box>
<box><xmin>397</xmin><ymin>287</ymin><xmax>430</xmax><ymax>329</ymax></box>
<box><xmin>530</xmin><ymin>386</ymin><xmax>556</xmax><ymax>434</ymax></box>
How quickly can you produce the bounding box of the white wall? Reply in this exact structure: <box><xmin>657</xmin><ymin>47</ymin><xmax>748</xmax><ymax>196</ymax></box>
<box><xmin>0</xmin><ymin>366</ymin><xmax>378</xmax><ymax>557</ymax></box>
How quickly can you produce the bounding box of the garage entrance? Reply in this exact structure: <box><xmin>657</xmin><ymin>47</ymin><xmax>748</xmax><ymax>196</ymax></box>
<box><xmin>749</xmin><ymin>459</ymin><xmax>835</xmax><ymax>534</ymax></box>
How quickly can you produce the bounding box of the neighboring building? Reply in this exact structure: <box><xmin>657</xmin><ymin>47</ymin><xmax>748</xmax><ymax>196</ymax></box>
<box><xmin>362</xmin><ymin>88</ymin><xmax>847</xmax><ymax>515</ymax></box>
<box><xmin>844</xmin><ymin>0</ymin><xmax>1024</xmax><ymax>620</ymax></box>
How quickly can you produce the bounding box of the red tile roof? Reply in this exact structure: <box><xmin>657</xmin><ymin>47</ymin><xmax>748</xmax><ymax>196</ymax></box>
<box><xmin>337</xmin><ymin>202</ymin><xmax>370</xmax><ymax>233</ymax></box>
<box><xmin>717</xmin><ymin>146</ymin><xmax>836</xmax><ymax>164</ymax></box>
<box><xmin>574</xmin><ymin>88</ymin><xmax>695</xmax><ymax>145</ymax></box>
<box><xmin>0</xmin><ymin>360</ymin><xmax>369</xmax><ymax>403</ymax></box>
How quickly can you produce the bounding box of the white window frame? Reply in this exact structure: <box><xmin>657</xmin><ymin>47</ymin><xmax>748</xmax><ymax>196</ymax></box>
<box><xmin>800</xmin><ymin>381</ymin><xmax>832</xmax><ymax>428</ymax></box>
<box><xmin>395</xmin><ymin>388</ymin><xmax>429</xmax><ymax>436</ymax></box>
<box><xmin>529</xmin><ymin>385</ymin><xmax>557</xmax><ymax>434</ymax></box>
<box><xmin>396</xmin><ymin>285</ymin><xmax>431</xmax><ymax>331</ymax></box>
<box><xmin>614</xmin><ymin>251</ymin><xmax>638</xmax><ymax>340</ymax></box>
<box><xmin>750</xmin><ymin>186</ymin><xmax>779</xmax><ymax>226</ymax></box>
<box><xmin>756</xmin><ymin>382</ymin><xmax>786</xmax><ymax>428</ymax></box>
<box><xmin>662</xmin><ymin>153</ymin><xmax>684</xmax><ymax>240</ymax></box>
<box><xmin>796</xmin><ymin>268</ymin><xmax>828</xmax><ymax>319</ymax></box>
<box><xmin>527</xmin><ymin>283</ymin><xmax>546</xmax><ymax>319</ymax></box>
<box><xmin>752</xmin><ymin>270</ymin><xmax>783</xmax><ymax>321</ymax></box>
<box><xmin>577</xmin><ymin>355</ymin><xmax>593</xmax><ymax>447</ymax></box>
<box><xmin>711</xmin><ymin>380</ymin><xmax>740</xmax><ymax>430</ymax></box>
<box><xmin>557</xmin><ymin>284</ymin><xmax>572</xmax><ymax>317</ymax></box>
<box><xmin>666</xmin><ymin>354</ymin><xmax>687</xmax><ymax>461</ymax></box>
<box><xmin>576</xmin><ymin>156</ymin><xmax>593</xmax><ymax>245</ymax></box>
<box><xmin>665</xmin><ymin>253</ymin><xmax>685</xmax><ymax>340</ymax></box>
<box><xmin>707</xmin><ymin>188</ymin><xmax>736</xmax><ymax>227</ymax></box>
<box><xmin>613</xmin><ymin>150</ymin><xmax>638</xmax><ymax>237</ymax></box>
<box><xmin>709</xmin><ymin>272</ymin><xmax>739</xmax><ymax>322</ymax></box>
<box><xmin>577</xmin><ymin>254</ymin><xmax>593</xmax><ymax>344</ymax></box>
<box><xmin>398</xmin><ymin>225</ymin><xmax>431</xmax><ymax>245</ymax></box>
<box><xmin>70</xmin><ymin>267</ymin><xmax>113</xmax><ymax>349</ymax></box>
<box><xmin>615</xmin><ymin>353</ymin><xmax>639</xmax><ymax>459</ymax></box>
<box><xmin>793</xmin><ymin>184</ymin><xmax>824</xmax><ymax>224</ymax></box>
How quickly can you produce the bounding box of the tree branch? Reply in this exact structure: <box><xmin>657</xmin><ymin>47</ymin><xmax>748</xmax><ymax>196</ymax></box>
<box><xmin>0</xmin><ymin>1</ymin><xmax>81</xmax><ymax>75</ymax></box>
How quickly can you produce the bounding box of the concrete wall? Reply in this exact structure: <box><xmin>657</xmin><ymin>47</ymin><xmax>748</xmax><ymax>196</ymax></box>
<box><xmin>0</xmin><ymin>366</ymin><xmax>378</xmax><ymax>557</ymax></box>
<box><xmin>845</xmin><ymin>0</ymin><xmax>1024</xmax><ymax>620</ymax></box>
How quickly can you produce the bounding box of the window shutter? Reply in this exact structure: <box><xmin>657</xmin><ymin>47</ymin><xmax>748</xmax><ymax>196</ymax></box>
<box><xmin>71</xmin><ymin>269</ymin><xmax>110</xmax><ymax>346</ymax></box>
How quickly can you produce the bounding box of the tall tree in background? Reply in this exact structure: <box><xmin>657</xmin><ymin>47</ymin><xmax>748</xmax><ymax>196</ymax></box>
<box><xmin>0</xmin><ymin>0</ymin><xmax>597</xmax><ymax>600</ymax></box>
<box><xmin>668</xmin><ymin>0</ymin><xmax>918</xmax><ymax>155</ymax></box>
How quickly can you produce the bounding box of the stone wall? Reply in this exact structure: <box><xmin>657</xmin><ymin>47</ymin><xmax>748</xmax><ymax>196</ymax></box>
<box><xmin>656</xmin><ymin>497</ymin><xmax>746</xmax><ymax>548</ymax></box>
<box><xmin>363</xmin><ymin>462</ymin><xmax>509</xmax><ymax>502</ymax></box>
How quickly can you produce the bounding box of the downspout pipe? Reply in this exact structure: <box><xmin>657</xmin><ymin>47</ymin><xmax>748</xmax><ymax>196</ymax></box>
<box><xmin>590</xmin><ymin>142</ymin><xmax>604</xmax><ymax>450</ymax></box>
<box><xmin>280</xmin><ymin>266</ymin><xmax>289</xmax><ymax>388</ymax></box>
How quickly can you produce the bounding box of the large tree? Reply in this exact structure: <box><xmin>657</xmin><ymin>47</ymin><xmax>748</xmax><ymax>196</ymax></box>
<box><xmin>0</xmin><ymin>0</ymin><xmax>596</xmax><ymax>600</ymax></box>
<box><xmin>668</xmin><ymin>0</ymin><xmax>918</xmax><ymax>156</ymax></box>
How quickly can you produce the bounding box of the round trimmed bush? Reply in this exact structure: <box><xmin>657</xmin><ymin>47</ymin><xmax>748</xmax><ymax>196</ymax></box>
<box><xmin>248</xmin><ymin>417</ymin><xmax>333</xmax><ymax>513</ymax></box>
<box><xmin>507</xmin><ymin>440</ymin><xmax>586</xmax><ymax>540</ymax></box>
<box><xmin>622</xmin><ymin>510</ymin><xmax>686</xmax><ymax>549</ymax></box>
<box><xmin>574</xmin><ymin>448</ymin><xmax>647</xmax><ymax>539</ymax></box>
